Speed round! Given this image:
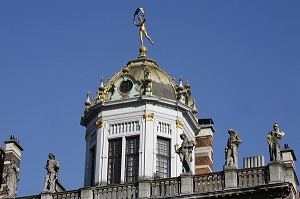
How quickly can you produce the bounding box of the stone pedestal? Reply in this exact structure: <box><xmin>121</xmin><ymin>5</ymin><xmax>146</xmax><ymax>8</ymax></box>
<box><xmin>138</xmin><ymin>180</ymin><xmax>151</xmax><ymax>198</ymax></box>
<box><xmin>180</xmin><ymin>173</ymin><xmax>193</xmax><ymax>194</ymax></box>
<box><xmin>223</xmin><ymin>166</ymin><xmax>238</xmax><ymax>188</ymax></box>
<box><xmin>80</xmin><ymin>188</ymin><xmax>93</xmax><ymax>199</ymax></box>
<box><xmin>269</xmin><ymin>161</ymin><xmax>284</xmax><ymax>182</ymax></box>
<box><xmin>41</xmin><ymin>193</ymin><xmax>52</xmax><ymax>199</ymax></box>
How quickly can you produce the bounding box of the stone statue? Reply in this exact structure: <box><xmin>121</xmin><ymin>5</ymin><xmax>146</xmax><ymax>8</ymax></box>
<box><xmin>43</xmin><ymin>153</ymin><xmax>59</xmax><ymax>193</ymax></box>
<box><xmin>225</xmin><ymin>129</ymin><xmax>242</xmax><ymax>168</ymax></box>
<box><xmin>133</xmin><ymin>8</ymin><xmax>154</xmax><ymax>46</ymax></box>
<box><xmin>174</xmin><ymin>133</ymin><xmax>195</xmax><ymax>173</ymax></box>
<box><xmin>3</xmin><ymin>160</ymin><xmax>19</xmax><ymax>198</ymax></box>
<box><xmin>268</xmin><ymin>122</ymin><xmax>285</xmax><ymax>161</ymax></box>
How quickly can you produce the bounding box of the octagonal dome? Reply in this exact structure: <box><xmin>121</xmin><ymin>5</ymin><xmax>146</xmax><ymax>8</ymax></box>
<box><xmin>86</xmin><ymin>50</ymin><xmax>196</xmax><ymax>115</ymax></box>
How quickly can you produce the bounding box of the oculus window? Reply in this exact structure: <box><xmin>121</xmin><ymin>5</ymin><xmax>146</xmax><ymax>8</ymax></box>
<box><xmin>119</xmin><ymin>80</ymin><xmax>133</xmax><ymax>93</ymax></box>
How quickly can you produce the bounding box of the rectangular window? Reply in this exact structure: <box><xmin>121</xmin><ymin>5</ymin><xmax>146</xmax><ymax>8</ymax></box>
<box><xmin>125</xmin><ymin>136</ymin><xmax>140</xmax><ymax>182</ymax></box>
<box><xmin>107</xmin><ymin>139</ymin><xmax>122</xmax><ymax>184</ymax></box>
<box><xmin>90</xmin><ymin>146</ymin><xmax>96</xmax><ymax>186</ymax></box>
<box><xmin>156</xmin><ymin>138</ymin><xmax>170</xmax><ymax>178</ymax></box>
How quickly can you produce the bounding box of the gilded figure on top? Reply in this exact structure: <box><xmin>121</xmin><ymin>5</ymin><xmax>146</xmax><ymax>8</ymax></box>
<box><xmin>133</xmin><ymin>8</ymin><xmax>154</xmax><ymax>46</ymax></box>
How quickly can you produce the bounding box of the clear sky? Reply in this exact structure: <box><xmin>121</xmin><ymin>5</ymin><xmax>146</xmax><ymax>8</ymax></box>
<box><xmin>0</xmin><ymin>1</ymin><xmax>299</xmax><ymax>197</ymax></box>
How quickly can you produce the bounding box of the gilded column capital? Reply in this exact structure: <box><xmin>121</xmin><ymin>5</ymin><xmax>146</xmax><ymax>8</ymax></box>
<box><xmin>144</xmin><ymin>112</ymin><xmax>154</xmax><ymax>121</ymax></box>
<box><xmin>176</xmin><ymin>119</ymin><xmax>184</xmax><ymax>129</ymax></box>
<box><xmin>96</xmin><ymin>118</ymin><xmax>105</xmax><ymax>129</ymax></box>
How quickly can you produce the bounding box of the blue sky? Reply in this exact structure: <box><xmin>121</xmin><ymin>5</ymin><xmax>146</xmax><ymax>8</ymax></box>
<box><xmin>0</xmin><ymin>1</ymin><xmax>299</xmax><ymax>197</ymax></box>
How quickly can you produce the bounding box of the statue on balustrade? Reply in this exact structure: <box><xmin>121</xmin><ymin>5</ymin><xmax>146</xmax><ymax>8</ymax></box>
<box><xmin>268</xmin><ymin>122</ymin><xmax>284</xmax><ymax>161</ymax></box>
<box><xmin>225</xmin><ymin>129</ymin><xmax>242</xmax><ymax>168</ymax></box>
<box><xmin>174</xmin><ymin>133</ymin><xmax>195</xmax><ymax>174</ymax></box>
<box><xmin>3</xmin><ymin>160</ymin><xmax>19</xmax><ymax>198</ymax></box>
<box><xmin>43</xmin><ymin>153</ymin><xmax>59</xmax><ymax>193</ymax></box>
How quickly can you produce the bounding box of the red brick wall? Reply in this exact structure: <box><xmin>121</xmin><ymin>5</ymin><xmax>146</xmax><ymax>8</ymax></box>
<box><xmin>195</xmin><ymin>167</ymin><xmax>211</xmax><ymax>174</ymax></box>
<box><xmin>195</xmin><ymin>135</ymin><xmax>213</xmax><ymax>174</ymax></box>
<box><xmin>195</xmin><ymin>136</ymin><xmax>213</xmax><ymax>148</ymax></box>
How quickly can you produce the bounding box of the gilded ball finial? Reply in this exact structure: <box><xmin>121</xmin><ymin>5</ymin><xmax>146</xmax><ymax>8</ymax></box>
<box><xmin>139</xmin><ymin>45</ymin><xmax>148</xmax><ymax>57</ymax></box>
<box><xmin>85</xmin><ymin>90</ymin><xmax>91</xmax><ymax>106</ymax></box>
<box><xmin>184</xmin><ymin>81</ymin><xmax>191</xmax><ymax>89</ymax></box>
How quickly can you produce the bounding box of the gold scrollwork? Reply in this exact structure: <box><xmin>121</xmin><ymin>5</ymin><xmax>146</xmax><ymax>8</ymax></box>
<box><xmin>144</xmin><ymin>112</ymin><xmax>154</xmax><ymax>121</ymax></box>
<box><xmin>96</xmin><ymin>118</ymin><xmax>105</xmax><ymax>129</ymax></box>
<box><xmin>176</xmin><ymin>119</ymin><xmax>184</xmax><ymax>129</ymax></box>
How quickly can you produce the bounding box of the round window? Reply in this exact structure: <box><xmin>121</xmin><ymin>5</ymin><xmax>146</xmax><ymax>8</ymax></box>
<box><xmin>119</xmin><ymin>80</ymin><xmax>133</xmax><ymax>93</ymax></box>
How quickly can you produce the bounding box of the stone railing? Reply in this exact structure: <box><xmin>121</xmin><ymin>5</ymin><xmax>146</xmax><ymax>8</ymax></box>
<box><xmin>150</xmin><ymin>177</ymin><xmax>180</xmax><ymax>197</ymax></box>
<box><xmin>193</xmin><ymin>171</ymin><xmax>223</xmax><ymax>192</ymax></box>
<box><xmin>92</xmin><ymin>182</ymin><xmax>137</xmax><ymax>199</ymax></box>
<box><xmin>16</xmin><ymin>162</ymin><xmax>298</xmax><ymax>199</ymax></box>
<box><xmin>51</xmin><ymin>190</ymin><xmax>81</xmax><ymax>199</ymax></box>
<box><xmin>237</xmin><ymin>166</ymin><xmax>267</xmax><ymax>187</ymax></box>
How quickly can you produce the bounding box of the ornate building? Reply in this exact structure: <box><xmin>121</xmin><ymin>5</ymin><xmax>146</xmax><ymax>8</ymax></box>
<box><xmin>0</xmin><ymin>8</ymin><xmax>299</xmax><ymax>199</ymax></box>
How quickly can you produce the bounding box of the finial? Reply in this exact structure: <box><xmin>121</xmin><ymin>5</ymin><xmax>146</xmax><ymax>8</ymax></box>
<box><xmin>85</xmin><ymin>91</ymin><xmax>91</xmax><ymax>107</ymax></box>
<box><xmin>184</xmin><ymin>81</ymin><xmax>191</xmax><ymax>89</ymax></box>
<box><xmin>192</xmin><ymin>99</ymin><xmax>198</xmax><ymax>114</ymax></box>
<box><xmin>99</xmin><ymin>76</ymin><xmax>105</xmax><ymax>92</ymax></box>
<box><xmin>178</xmin><ymin>75</ymin><xmax>184</xmax><ymax>91</ymax></box>
<box><xmin>139</xmin><ymin>45</ymin><xmax>148</xmax><ymax>58</ymax></box>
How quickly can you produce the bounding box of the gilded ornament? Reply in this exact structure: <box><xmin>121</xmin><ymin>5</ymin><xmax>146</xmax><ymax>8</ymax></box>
<box><xmin>176</xmin><ymin>119</ymin><xmax>184</xmax><ymax>129</ymax></box>
<box><xmin>144</xmin><ymin>112</ymin><xmax>154</xmax><ymax>121</ymax></box>
<box><xmin>133</xmin><ymin>8</ymin><xmax>154</xmax><ymax>46</ymax></box>
<box><xmin>96</xmin><ymin>118</ymin><xmax>105</xmax><ymax>128</ymax></box>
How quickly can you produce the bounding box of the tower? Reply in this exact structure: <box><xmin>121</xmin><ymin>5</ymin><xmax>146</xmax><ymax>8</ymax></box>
<box><xmin>80</xmin><ymin>45</ymin><xmax>214</xmax><ymax>186</ymax></box>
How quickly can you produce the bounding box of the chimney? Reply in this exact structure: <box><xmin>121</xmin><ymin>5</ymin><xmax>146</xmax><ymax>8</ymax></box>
<box><xmin>194</xmin><ymin>118</ymin><xmax>214</xmax><ymax>174</ymax></box>
<box><xmin>0</xmin><ymin>135</ymin><xmax>24</xmax><ymax>197</ymax></box>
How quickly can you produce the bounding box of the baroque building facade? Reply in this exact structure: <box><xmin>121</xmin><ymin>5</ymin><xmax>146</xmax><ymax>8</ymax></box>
<box><xmin>0</xmin><ymin>8</ymin><xmax>299</xmax><ymax>199</ymax></box>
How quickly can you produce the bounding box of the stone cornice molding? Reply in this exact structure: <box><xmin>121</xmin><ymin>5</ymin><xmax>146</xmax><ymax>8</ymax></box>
<box><xmin>81</xmin><ymin>96</ymin><xmax>201</xmax><ymax>134</ymax></box>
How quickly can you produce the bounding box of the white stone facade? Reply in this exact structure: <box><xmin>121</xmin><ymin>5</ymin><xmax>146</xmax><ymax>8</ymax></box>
<box><xmin>82</xmin><ymin>96</ymin><xmax>200</xmax><ymax>186</ymax></box>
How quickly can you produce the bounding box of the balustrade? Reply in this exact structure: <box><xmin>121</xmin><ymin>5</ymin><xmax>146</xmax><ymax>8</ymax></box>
<box><xmin>150</xmin><ymin>177</ymin><xmax>180</xmax><ymax>197</ymax></box>
<box><xmin>193</xmin><ymin>172</ymin><xmax>223</xmax><ymax>192</ymax></box>
<box><xmin>237</xmin><ymin>167</ymin><xmax>267</xmax><ymax>187</ymax></box>
<box><xmin>92</xmin><ymin>183</ymin><xmax>137</xmax><ymax>199</ymax></box>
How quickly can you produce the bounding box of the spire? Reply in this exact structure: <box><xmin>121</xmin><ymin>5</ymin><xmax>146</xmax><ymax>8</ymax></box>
<box><xmin>85</xmin><ymin>91</ymin><xmax>91</xmax><ymax>107</ymax></box>
<box><xmin>192</xmin><ymin>99</ymin><xmax>198</xmax><ymax>114</ymax></box>
<box><xmin>178</xmin><ymin>75</ymin><xmax>184</xmax><ymax>91</ymax></box>
<box><xmin>184</xmin><ymin>81</ymin><xmax>191</xmax><ymax>89</ymax></box>
<box><xmin>99</xmin><ymin>76</ymin><xmax>105</xmax><ymax>92</ymax></box>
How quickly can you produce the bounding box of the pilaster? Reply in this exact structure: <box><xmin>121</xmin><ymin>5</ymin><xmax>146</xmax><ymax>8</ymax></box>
<box><xmin>94</xmin><ymin>118</ymin><xmax>105</xmax><ymax>186</ymax></box>
<box><xmin>143</xmin><ymin>112</ymin><xmax>155</xmax><ymax>179</ymax></box>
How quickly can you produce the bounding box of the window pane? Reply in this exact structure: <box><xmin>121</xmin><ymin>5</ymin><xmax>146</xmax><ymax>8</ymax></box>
<box><xmin>107</xmin><ymin>139</ymin><xmax>122</xmax><ymax>184</ymax></box>
<box><xmin>125</xmin><ymin>136</ymin><xmax>139</xmax><ymax>182</ymax></box>
<box><xmin>156</xmin><ymin>138</ymin><xmax>170</xmax><ymax>178</ymax></box>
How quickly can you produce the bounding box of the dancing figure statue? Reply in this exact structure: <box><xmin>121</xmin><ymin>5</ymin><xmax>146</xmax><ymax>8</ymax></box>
<box><xmin>133</xmin><ymin>8</ymin><xmax>154</xmax><ymax>46</ymax></box>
